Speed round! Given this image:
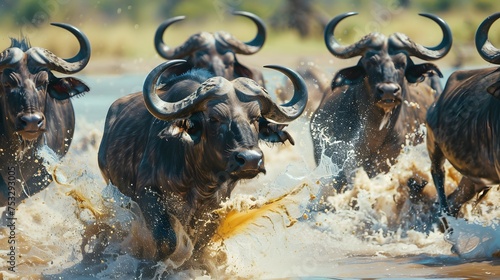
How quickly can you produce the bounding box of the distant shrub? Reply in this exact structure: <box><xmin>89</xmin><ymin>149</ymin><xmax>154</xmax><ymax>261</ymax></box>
<box><xmin>416</xmin><ymin>0</ymin><xmax>454</xmax><ymax>12</ymax></box>
<box><xmin>473</xmin><ymin>0</ymin><xmax>495</xmax><ymax>12</ymax></box>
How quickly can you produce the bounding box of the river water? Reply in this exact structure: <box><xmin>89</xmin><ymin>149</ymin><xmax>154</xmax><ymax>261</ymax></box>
<box><xmin>0</xmin><ymin>69</ymin><xmax>499</xmax><ymax>279</ymax></box>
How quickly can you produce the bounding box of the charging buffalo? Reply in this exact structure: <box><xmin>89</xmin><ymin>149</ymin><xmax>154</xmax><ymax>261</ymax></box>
<box><xmin>427</xmin><ymin>13</ymin><xmax>500</xmax><ymax>217</ymax></box>
<box><xmin>0</xmin><ymin>23</ymin><xmax>91</xmax><ymax>207</ymax></box>
<box><xmin>97</xmin><ymin>60</ymin><xmax>307</xmax><ymax>262</ymax></box>
<box><xmin>154</xmin><ymin>11</ymin><xmax>266</xmax><ymax>86</ymax></box>
<box><xmin>310</xmin><ymin>12</ymin><xmax>451</xmax><ymax>192</ymax></box>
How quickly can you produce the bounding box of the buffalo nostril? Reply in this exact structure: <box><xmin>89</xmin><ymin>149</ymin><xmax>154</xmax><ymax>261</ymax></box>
<box><xmin>235</xmin><ymin>153</ymin><xmax>246</xmax><ymax>166</ymax></box>
<box><xmin>377</xmin><ymin>83</ymin><xmax>400</xmax><ymax>96</ymax></box>
<box><xmin>234</xmin><ymin>150</ymin><xmax>263</xmax><ymax>170</ymax></box>
<box><xmin>19</xmin><ymin>113</ymin><xmax>45</xmax><ymax>130</ymax></box>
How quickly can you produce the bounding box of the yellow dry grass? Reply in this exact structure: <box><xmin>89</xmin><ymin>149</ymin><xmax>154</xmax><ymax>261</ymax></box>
<box><xmin>1</xmin><ymin>7</ymin><xmax>500</xmax><ymax>74</ymax></box>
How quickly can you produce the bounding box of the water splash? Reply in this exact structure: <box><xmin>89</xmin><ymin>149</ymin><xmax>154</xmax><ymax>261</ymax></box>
<box><xmin>1</xmin><ymin>116</ymin><xmax>499</xmax><ymax>279</ymax></box>
<box><xmin>445</xmin><ymin>218</ymin><xmax>500</xmax><ymax>259</ymax></box>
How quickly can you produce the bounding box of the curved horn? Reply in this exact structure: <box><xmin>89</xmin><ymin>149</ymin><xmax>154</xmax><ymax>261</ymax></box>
<box><xmin>0</xmin><ymin>48</ymin><xmax>25</xmax><ymax>72</ymax></box>
<box><xmin>324</xmin><ymin>12</ymin><xmax>372</xmax><ymax>59</ymax></box>
<box><xmin>476</xmin><ymin>12</ymin><xmax>500</xmax><ymax>64</ymax></box>
<box><xmin>143</xmin><ymin>60</ymin><xmax>227</xmax><ymax>121</ymax></box>
<box><xmin>217</xmin><ymin>11</ymin><xmax>266</xmax><ymax>55</ymax></box>
<box><xmin>392</xmin><ymin>13</ymin><xmax>452</xmax><ymax>61</ymax></box>
<box><xmin>26</xmin><ymin>23</ymin><xmax>91</xmax><ymax>74</ymax></box>
<box><xmin>259</xmin><ymin>65</ymin><xmax>308</xmax><ymax>122</ymax></box>
<box><xmin>155</xmin><ymin>16</ymin><xmax>203</xmax><ymax>59</ymax></box>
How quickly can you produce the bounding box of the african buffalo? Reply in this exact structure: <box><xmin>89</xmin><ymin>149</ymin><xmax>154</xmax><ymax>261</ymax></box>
<box><xmin>97</xmin><ymin>60</ymin><xmax>307</xmax><ymax>262</ymax></box>
<box><xmin>0</xmin><ymin>23</ymin><xmax>91</xmax><ymax>207</ymax></box>
<box><xmin>427</xmin><ymin>13</ymin><xmax>500</xmax><ymax>217</ymax></box>
<box><xmin>310</xmin><ymin>12</ymin><xmax>452</xmax><ymax>192</ymax></box>
<box><xmin>154</xmin><ymin>11</ymin><xmax>266</xmax><ymax>86</ymax></box>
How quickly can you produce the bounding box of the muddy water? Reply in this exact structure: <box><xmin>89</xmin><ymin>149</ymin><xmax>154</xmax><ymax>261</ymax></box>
<box><xmin>0</xmin><ymin>71</ymin><xmax>499</xmax><ymax>279</ymax></box>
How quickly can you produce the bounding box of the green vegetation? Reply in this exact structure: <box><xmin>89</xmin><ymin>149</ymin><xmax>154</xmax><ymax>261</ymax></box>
<box><xmin>1</xmin><ymin>0</ymin><xmax>500</xmax><ymax>72</ymax></box>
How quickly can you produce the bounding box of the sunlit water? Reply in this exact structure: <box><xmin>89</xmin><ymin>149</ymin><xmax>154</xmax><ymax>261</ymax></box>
<box><xmin>1</xmin><ymin>70</ymin><xmax>499</xmax><ymax>279</ymax></box>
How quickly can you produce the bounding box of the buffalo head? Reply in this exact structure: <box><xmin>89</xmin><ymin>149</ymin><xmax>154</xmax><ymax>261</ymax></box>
<box><xmin>142</xmin><ymin>60</ymin><xmax>307</xmax><ymax>183</ymax></box>
<box><xmin>326</xmin><ymin>12</ymin><xmax>451</xmax><ymax>128</ymax></box>
<box><xmin>0</xmin><ymin>23</ymin><xmax>90</xmax><ymax>143</ymax></box>
<box><xmin>154</xmin><ymin>11</ymin><xmax>266</xmax><ymax>84</ymax></box>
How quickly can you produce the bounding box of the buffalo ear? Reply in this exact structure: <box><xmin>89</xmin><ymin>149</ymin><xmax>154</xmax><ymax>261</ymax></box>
<box><xmin>331</xmin><ymin>65</ymin><xmax>365</xmax><ymax>90</ymax></box>
<box><xmin>258</xmin><ymin>118</ymin><xmax>295</xmax><ymax>145</ymax></box>
<box><xmin>405</xmin><ymin>63</ymin><xmax>443</xmax><ymax>84</ymax></box>
<box><xmin>234</xmin><ymin>60</ymin><xmax>265</xmax><ymax>85</ymax></box>
<box><xmin>487</xmin><ymin>81</ymin><xmax>500</xmax><ymax>99</ymax></box>
<box><xmin>48</xmin><ymin>77</ymin><xmax>89</xmax><ymax>100</ymax></box>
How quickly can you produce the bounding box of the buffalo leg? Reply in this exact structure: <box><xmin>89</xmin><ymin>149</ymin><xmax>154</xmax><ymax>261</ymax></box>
<box><xmin>447</xmin><ymin>177</ymin><xmax>488</xmax><ymax>217</ymax></box>
<box><xmin>137</xmin><ymin>186</ymin><xmax>177</xmax><ymax>260</ymax></box>
<box><xmin>427</xmin><ymin>140</ymin><xmax>449</xmax><ymax>216</ymax></box>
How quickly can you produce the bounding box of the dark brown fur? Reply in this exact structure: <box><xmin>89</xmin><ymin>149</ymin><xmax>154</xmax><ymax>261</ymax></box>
<box><xmin>427</xmin><ymin>67</ymin><xmax>500</xmax><ymax>216</ymax></box>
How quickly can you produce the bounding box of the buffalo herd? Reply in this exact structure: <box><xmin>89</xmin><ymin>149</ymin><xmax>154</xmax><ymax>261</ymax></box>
<box><xmin>1</xmin><ymin>10</ymin><xmax>499</xmax><ymax>268</ymax></box>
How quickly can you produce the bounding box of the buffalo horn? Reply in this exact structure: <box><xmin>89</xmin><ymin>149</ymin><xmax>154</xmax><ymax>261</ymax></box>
<box><xmin>476</xmin><ymin>12</ymin><xmax>500</xmax><ymax>64</ymax></box>
<box><xmin>324</xmin><ymin>12</ymin><xmax>374</xmax><ymax>59</ymax></box>
<box><xmin>26</xmin><ymin>23</ymin><xmax>91</xmax><ymax>74</ymax></box>
<box><xmin>392</xmin><ymin>13</ymin><xmax>452</xmax><ymax>61</ymax></box>
<box><xmin>154</xmin><ymin>16</ymin><xmax>203</xmax><ymax>59</ymax></box>
<box><xmin>155</xmin><ymin>11</ymin><xmax>266</xmax><ymax>59</ymax></box>
<box><xmin>143</xmin><ymin>60</ymin><xmax>227</xmax><ymax>121</ymax></box>
<box><xmin>248</xmin><ymin>65</ymin><xmax>308</xmax><ymax>122</ymax></box>
<box><xmin>0</xmin><ymin>48</ymin><xmax>25</xmax><ymax>71</ymax></box>
<box><xmin>216</xmin><ymin>11</ymin><xmax>266</xmax><ymax>55</ymax></box>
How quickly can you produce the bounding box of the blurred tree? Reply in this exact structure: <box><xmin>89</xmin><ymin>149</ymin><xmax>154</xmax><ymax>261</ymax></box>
<box><xmin>157</xmin><ymin>0</ymin><xmax>182</xmax><ymax>19</ymax></box>
<box><xmin>167</xmin><ymin>0</ymin><xmax>221</xmax><ymax>21</ymax></box>
<box><xmin>0</xmin><ymin>0</ymin><xmax>17</xmax><ymax>18</ymax></box>
<box><xmin>398</xmin><ymin>0</ymin><xmax>410</xmax><ymax>8</ymax></box>
<box><xmin>270</xmin><ymin>0</ymin><xmax>329</xmax><ymax>38</ymax></box>
<box><xmin>416</xmin><ymin>0</ymin><xmax>453</xmax><ymax>12</ymax></box>
<box><xmin>473</xmin><ymin>0</ymin><xmax>495</xmax><ymax>11</ymax></box>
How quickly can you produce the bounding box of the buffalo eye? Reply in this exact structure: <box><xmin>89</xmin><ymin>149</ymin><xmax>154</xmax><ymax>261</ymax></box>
<box><xmin>393</xmin><ymin>55</ymin><xmax>407</xmax><ymax>70</ymax></box>
<box><xmin>258</xmin><ymin>118</ymin><xmax>271</xmax><ymax>134</ymax></box>
<box><xmin>250</xmin><ymin>116</ymin><xmax>261</xmax><ymax>128</ymax></box>
<box><xmin>209</xmin><ymin>116</ymin><xmax>219</xmax><ymax>123</ymax></box>
<box><xmin>187</xmin><ymin>118</ymin><xmax>201</xmax><ymax>135</ymax></box>
<box><xmin>394</xmin><ymin>61</ymin><xmax>406</xmax><ymax>69</ymax></box>
<box><xmin>366</xmin><ymin>53</ymin><xmax>380</xmax><ymax>65</ymax></box>
<box><xmin>35</xmin><ymin>73</ymin><xmax>49</xmax><ymax>91</ymax></box>
<box><xmin>36</xmin><ymin>83</ymin><xmax>46</xmax><ymax>91</ymax></box>
<box><xmin>185</xmin><ymin>117</ymin><xmax>203</xmax><ymax>143</ymax></box>
<box><xmin>2</xmin><ymin>69</ymin><xmax>19</xmax><ymax>89</ymax></box>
